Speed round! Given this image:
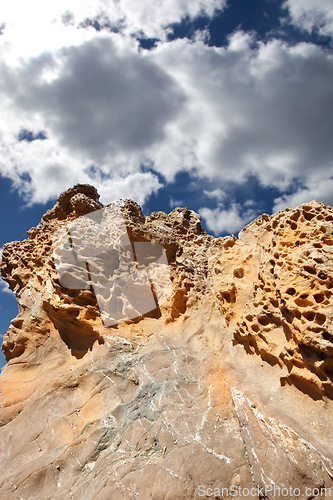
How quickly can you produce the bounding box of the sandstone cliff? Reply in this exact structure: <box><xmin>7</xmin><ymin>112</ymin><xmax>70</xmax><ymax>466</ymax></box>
<box><xmin>0</xmin><ymin>184</ymin><xmax>332</xmax><ymax>499</ymax></box>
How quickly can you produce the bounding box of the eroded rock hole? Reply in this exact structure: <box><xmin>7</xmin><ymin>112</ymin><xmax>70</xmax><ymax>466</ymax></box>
<box><xmin>303</xmin><ymin>311</ymin><xmax>315</xmax><ymax>322</ymax></box>
<box><xmin>323</xmin><ymin>332</ymin><xmax>332</xmax><ymax>342</ymax></box>
<box><xmin>299</xmin><ymin>344</ymin><xmax>327</xmax><ymax>362</ymax></box>
<box><xmin>303</xmin><ymin>211</ymin><xmax>315</xmax><ymax>221</ymax></box>
<box><xmin>295</xmin><ymin>296</ymin><xmax>313</xmax><ymax>307</ymax></box>
<box><xmin>315</xmin><ymin>313</ymin><xmax>326</xmax><ymax>326</ymax></box>
<box><xmin>233</xmin><ymin>268</ymin><xmax>244</xmax><ymax>278</ymax></box>
<box><xmin>258</xmin><ymin>315</ymin><xmax>274</xmax><ymax>326</ymax></box>
<box><xmin>314</xmin><ymin>293</ymin><xmax>324</xmax><ymax>303</ymax></box>
<box><xmin>304</xmin><ymin>266</ymin><xmax>316</xmax><ymax>275</ymax></box>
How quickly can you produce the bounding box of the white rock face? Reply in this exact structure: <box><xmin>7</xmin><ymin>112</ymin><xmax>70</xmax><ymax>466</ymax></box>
<box><xmin>53</xmin><ymin>203</ymin><xmax>172</xmax><ymax>326</ymax></box>
<box><xmin>0</xmin><ymin>186</ymin><xmax>332</xmax><ymax>499</ymax></box>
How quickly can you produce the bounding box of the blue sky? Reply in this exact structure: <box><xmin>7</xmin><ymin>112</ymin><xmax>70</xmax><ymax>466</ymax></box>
<box><xmin>1</xmin><ymin>0</ymin><xmax>333</xmax><ymax>368</ymax></box>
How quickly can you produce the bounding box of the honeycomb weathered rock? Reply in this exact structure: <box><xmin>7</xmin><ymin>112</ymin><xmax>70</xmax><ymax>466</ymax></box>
<box><xmin>0</xmin><ymin>187</ymin><xmax>332</xmax><ymax>499</ymax></box>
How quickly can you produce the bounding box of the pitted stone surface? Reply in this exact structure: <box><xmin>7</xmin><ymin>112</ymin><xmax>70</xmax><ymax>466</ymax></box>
<box><xmin>0</xmin><ymin>187</ymin><xmax>332</xmax><ymax>499</ymax></box>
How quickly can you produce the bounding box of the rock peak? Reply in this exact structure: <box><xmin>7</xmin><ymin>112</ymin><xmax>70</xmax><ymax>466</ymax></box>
<box><xmin>0</xmin><ymin>188</ymin><xmax>333</xmax><ymax>498</ymax></box>
<box><xmin>42</xmin><ymin>183</ymin><xmax>103</xmax><ymax>221</ymax></box>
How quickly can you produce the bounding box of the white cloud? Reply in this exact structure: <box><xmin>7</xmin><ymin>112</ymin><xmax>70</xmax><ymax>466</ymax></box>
<box><xmin>97</xmin><ymin>172</ymin><xmax>162</xmax><ymax>206</ymax></box>
<box><xmin>108</xmin><ymin>0</ymin><xmax>225</xmax><ymax>39</ymax></box>
<box><xmin>0</xmin><ymin>278</ymin><xmax>13</xmax><ymax>295</ymax></box>
<box><xmin>148</xmin><ymin>35</ymin><xmax>333</xmax><ymax>196</ymax></box>
<box><xmin>285</xmin><ymin>0</ymin><xmax>333</xmax><ymax>37</ymax></box>
<box><xmin>0</xmin><ymin>4</ymin><xmax>332</xmax><ymax>213</ymax></box>
<box><xmin>1</xmin><ymin>35</ymin><xmax>184</xmax><ymax>155</ymax></box>
<box><xmin>169</xmin><ymin>197</ymin><xmax>183</xmax><ymax>208</ymax></box>
<box><xmin>200</xmin><ymin>203</ymin><xmax>257</xmax><ymax>235</ymax></box>
<box><xmin>203</xmin><ymin>189</ymin><xmax>226</xmax><ymax>201</ymax></box>
<box><xmin>0</xmin><ymin>0</ymin><xmax>226</xmax><ymax>52</ymax></box>
<box><xmin>0</xmin><ymin>34</ymin><xmax>183</xmax><ymax>204</ymax></box>
<box><xmin>273</xmin><ymin>177</ymin><xmax>333</xmax><ymax>212</ymax></box>
<box><xmin>0</xmin><ymin>247</ymin><xmax>2</xmax><ymax>259</ymax></box>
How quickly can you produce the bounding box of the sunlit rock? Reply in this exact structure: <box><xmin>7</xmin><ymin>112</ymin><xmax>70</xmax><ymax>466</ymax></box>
<box><xmin>0</xmin><ymin>185</ymin><xmax>332</xmax><ymax>499</ymax></box>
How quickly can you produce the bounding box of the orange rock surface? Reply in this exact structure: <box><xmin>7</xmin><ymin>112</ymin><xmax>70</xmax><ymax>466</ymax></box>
<box><xmin>0</xmin><ymin>185</ymin><xmax>332</xmax><ymax>499</ymax></box>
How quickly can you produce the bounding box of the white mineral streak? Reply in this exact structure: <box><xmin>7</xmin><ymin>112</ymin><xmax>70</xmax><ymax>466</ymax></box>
<box><xmin>0</xmin><ymin>187</ymin><xmax>332</xmax><ymax>499</ymax></box>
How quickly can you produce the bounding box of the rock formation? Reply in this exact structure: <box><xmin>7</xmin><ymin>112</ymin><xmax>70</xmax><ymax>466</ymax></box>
<box><xmin>0</xmin><ymin>184</ymin><xmax>332</xmax><ymax>499</ymax></box>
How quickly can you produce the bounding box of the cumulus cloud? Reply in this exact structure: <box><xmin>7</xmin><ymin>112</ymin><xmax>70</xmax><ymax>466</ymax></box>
<box><xmin>285</xmin><ymin>0</ymin><xmax>333</xmax><ymax>37</ymax></box>
<box><xmin>273</xmin><ymin>177</ymin><xmax>333</xmax><ymax>212</ymax></box>
<box><xmin>200</xmin><ymin>203</ymin><xmax>257</xmax><ymax>235</ymax></box>
<box><xmin>0</xmin><ymin>281</ymin><xmax>13</xmax><ymax>295</ymax></box>
<box><xmin>0</xmin><ymin>34</ymin><xmax>183</xmax><ymax>203</ymax></box>
<box><xmin>103</xmin><ymin>0</ymin><xmax>225</xmax><ymax>39</ymax></box>
<box><xmin>0</xmin><ymin>1</ymin><xmax>332</xmax><ymax>224</ymax></box>
<box><xmin>97</xmin><ymin>172</ymin><xmax>162</xmax><ymax>206</ymax></box>
<box><xmin>147</xmin><ymin>34</ymin><xmax>333</xmax><ymax>210</ymax></box>
<box><xmin>203</xmin><ymin>189</ymin><xmax>226</xmax><ymax>201</ymax></box>
<box><xmin>7</xmin><ymin>36</ymin><xmax>183</xmax><ymax>158</ymax></box>
<box><xmin>169</xmin><ymin>197</ymin><xmax>183</xmax><ymax>208</ymax></box>
<box><xmin>0</xmin><ymin>0</ymin><xmax>226</xmax><ymax>47</ymax></box>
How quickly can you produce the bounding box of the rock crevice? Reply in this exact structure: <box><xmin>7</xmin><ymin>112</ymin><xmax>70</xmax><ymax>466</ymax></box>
<box><xmin>0</xmin><ymin>186</ymin><xmax>332</xmax><ymax>499</ymax></box>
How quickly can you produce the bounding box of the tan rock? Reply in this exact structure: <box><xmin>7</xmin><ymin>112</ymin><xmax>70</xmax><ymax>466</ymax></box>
<box><xmin>0</xmin><ymin>186</ymin><xmax>332</xmax><ymax>499</ymax></box>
